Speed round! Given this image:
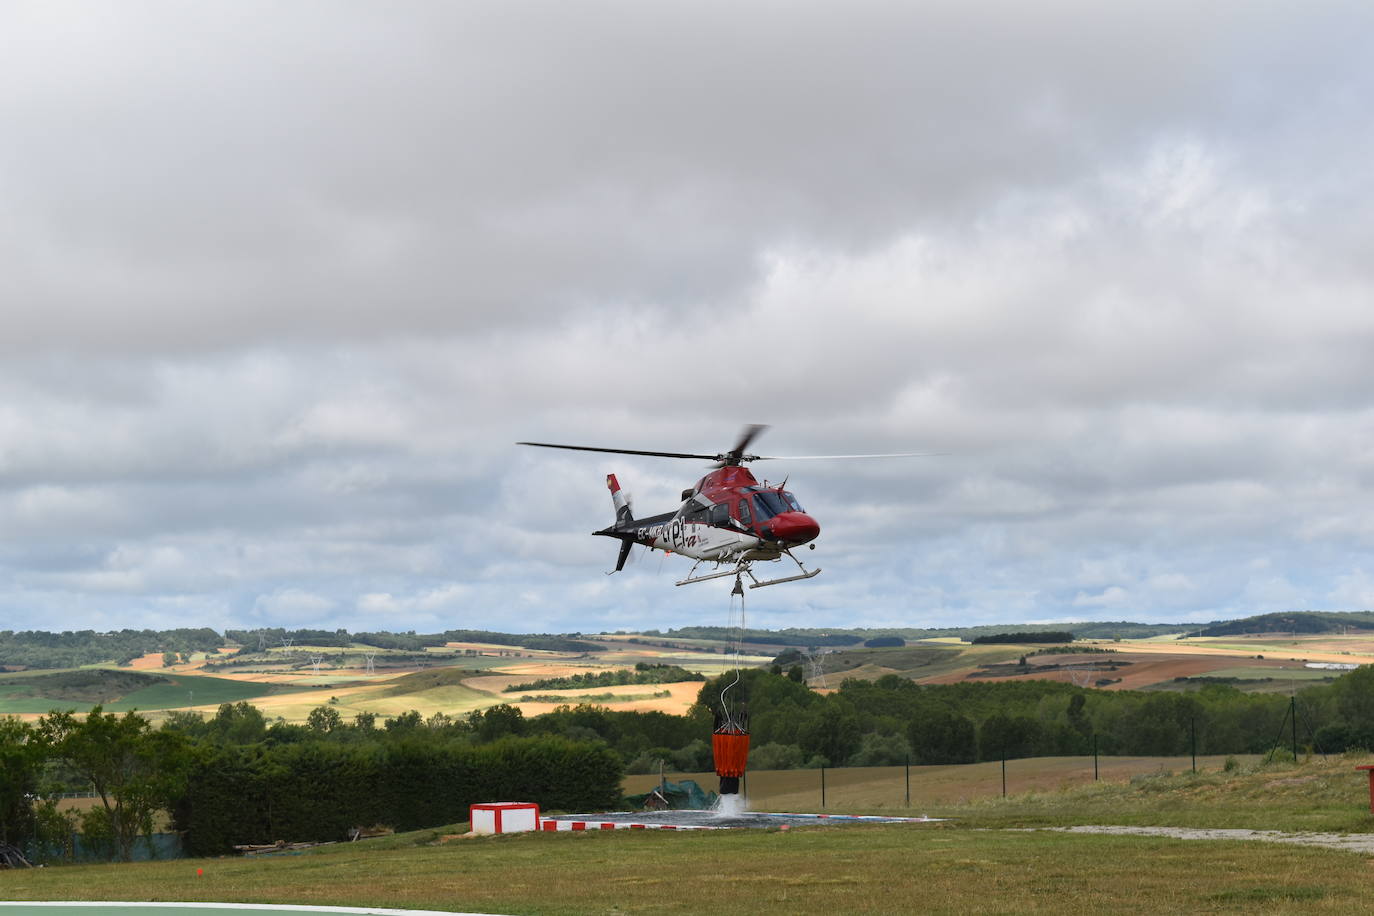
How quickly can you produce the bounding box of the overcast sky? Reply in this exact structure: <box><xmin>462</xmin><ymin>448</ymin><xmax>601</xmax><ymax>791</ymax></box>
<box><xmin>4</xmin><ymin>1</ymin><xmax>1374</xmax><ymax>636</ymax></box>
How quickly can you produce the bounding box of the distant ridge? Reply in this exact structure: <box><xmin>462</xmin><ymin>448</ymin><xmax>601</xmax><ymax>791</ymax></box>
<box><xmin>1192</xmin><ymin>610</ymin><xmax>1374</xmax><ymax>637</ymax></box>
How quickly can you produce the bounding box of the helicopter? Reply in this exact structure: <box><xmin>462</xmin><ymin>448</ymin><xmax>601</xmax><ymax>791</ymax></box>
<box><xmin>518</xmin><ymin>425</ymin><xmax>934</xmax><ymax>589</ymax></box>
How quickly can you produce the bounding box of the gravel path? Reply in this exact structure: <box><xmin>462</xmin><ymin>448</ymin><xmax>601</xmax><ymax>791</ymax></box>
<box><xmin>1032</xmin><ymin>825</ymin><xmax>1374</xmax><ymax>854</ymax></box>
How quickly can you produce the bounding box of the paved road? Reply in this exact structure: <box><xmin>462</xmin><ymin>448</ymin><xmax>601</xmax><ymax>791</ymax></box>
<box><xmin>1027</xmin><ymin>825</ymin><xmax>1374</xmax><ymax>854</ymax></box>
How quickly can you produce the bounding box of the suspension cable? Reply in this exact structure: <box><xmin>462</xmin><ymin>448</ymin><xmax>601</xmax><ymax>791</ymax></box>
<box><xmin>717</xmin><ymin>572</ymin><xmax>746</xmax><ymax>731</ymax></box>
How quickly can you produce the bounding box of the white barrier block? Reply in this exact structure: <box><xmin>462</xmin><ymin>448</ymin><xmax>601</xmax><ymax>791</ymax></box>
<box><xmin>470</xmin><ymin>802</ymin><xmax>541</xmax><ymax>834</ymax></box>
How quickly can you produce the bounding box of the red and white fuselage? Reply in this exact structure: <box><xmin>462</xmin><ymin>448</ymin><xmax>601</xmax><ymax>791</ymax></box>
<box><xmin>597</xmin><ymin>466</ymin><xmax>820</xmax><ymax>570</ymax></box>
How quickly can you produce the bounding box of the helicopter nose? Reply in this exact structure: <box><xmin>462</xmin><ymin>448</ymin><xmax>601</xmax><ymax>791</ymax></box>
<box><xmin>768</xmin><ymin>512</ymin><xmax>820</xmax><ymax>545</ymax></box>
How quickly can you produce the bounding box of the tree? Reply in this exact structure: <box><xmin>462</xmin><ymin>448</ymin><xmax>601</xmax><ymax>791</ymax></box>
<box><xmin>468</xmin><ymin>704</ymin><xmax>526</xmax><ymax>741</ymax></box>
<box><xmin>977</xmin><ymin>713</ymin><xmax>1043</xmax><ymax>761</ymax></box>
<box><xmin>36</xmin><ymin>707</ymin><xmax>190</xmax><ymax>861</ymax></box>
<box><xmin>909</xmin><ymin>709</ymin><xmax>977</xmax><ymax>764</ymax></box>
<box><xmin>849</xmin><ymin>731</ymin><xmax>911</xmax><ymax>766</ymax></box>
<box><xmin>306</xmin><ymin>706</ymin><xmax>342</xmax><ymax>734</ymax></box>
<box><xmin>797</xmin><ymin>702</ymin><xmax>861</xmax><ymax>766</ymax></box>
<box><xmin>208</xmin><ymin>702</ymin><xmax>267</xmax><ymax>744</ymax></box>
<box><xmin>0</xmin><ymin>716</ymin><xmax>43</xmax><ymax>845</ymax></box>
<box><xmin>385</xmin><ymin>710</ymin><xmax>423</xmax><ymax>732</ymax></box>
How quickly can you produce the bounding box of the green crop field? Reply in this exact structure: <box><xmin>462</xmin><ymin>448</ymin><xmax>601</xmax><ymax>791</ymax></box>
<box><xmin>0</xmin><ymin>671</ymin><xmax>302</xmax><ymax>715</ymax></box>
<box><xmin>104</xmin><ymin>674</ymin><xmax>300</xmax><ymax>711</ymax></box>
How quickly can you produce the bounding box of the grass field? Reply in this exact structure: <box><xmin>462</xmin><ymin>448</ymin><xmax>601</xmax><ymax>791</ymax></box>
<box><xmin>6</xmin><ymin>826</ymin><xmax>1372</xmax><ymax>914</ymax></box>
<box><xmin>5</xmin><ymin>755</ymin><xmax>1374</xmax><ymax>913</ymax></box>
<box><xmin>9</xmin><ymin>757</ymin><xmax>1374</xmax><ymax>914</ymax></box>
<box><xmin>625</xmin><ymin>755</ymin><xmax>1262</xmax><ymax>813</ymax></box>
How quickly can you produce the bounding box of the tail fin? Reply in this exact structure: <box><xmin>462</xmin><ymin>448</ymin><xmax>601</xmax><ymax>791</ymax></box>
<box><xmin>607</xmin><ymin>474</ymin><xmax>634</xmax><ymax>527</ymax></box>
<box><xmin>614</xmin><ymin>538</ymin><xmax>634</xmax><ymax>572</ymax></box>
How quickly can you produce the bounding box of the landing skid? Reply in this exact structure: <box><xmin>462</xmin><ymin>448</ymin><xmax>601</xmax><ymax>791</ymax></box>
<box><xmin>675</xmin><ymin>551</ymin><xmax>821</xmax><ymax>589</ymax></box>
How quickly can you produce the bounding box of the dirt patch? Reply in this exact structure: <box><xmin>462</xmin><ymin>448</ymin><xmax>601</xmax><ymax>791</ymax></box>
<box><xmin>1033</xmin><ymin>825</ymin><xmax>1374</xmax><ymax>854</ymax></box>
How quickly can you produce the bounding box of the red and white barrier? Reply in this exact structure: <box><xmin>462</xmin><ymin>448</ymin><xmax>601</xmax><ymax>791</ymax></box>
<box><xmin>540</xmin><ymin>819</ymin><xmax>725</xmax><ymax>832</ymax></box>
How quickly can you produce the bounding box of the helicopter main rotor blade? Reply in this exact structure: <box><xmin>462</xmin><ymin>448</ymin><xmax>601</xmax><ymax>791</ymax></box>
<box><xmin>749</xmin><ymin>452</ymin><xmax>946</xmax><ymax>461</ymax></box>
<box><xmin>517</xmin><ymin>442</ymin><xmax>718</xmax><ymax>460</ymax></box>
<box><xmin>720</xmin><ymin>423</ymin><xmax>769</xmax><ymax>466</ymax></box>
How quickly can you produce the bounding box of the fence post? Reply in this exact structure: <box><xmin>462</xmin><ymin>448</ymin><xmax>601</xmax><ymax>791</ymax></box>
<box><xmin>1190</xmin><ymin>717</ymin><xmax>1197</xmax><ymax>773</ymax></box>
<box><xmin>1001</xmin><ymin>752</ymin><xmax>1007</xmax><ymax>798</ymax></box>
<box><xmin>1093</xmin><ymin>733</ymin><xmax>1098</xmax><ymax>781</ymax></box>
<box><xmin>905</xmin><ymin>754</ymin><xmax>910</xmax><ymax>808</ymax></box>
<box><xmin>1291</xmin><ymin>695</ymin><xmax>1299</xmax><ymax>762</ymax></box>
<box><xmin>821</xmin><ymin>766</ymin><xmax>826</xmax><ymax>808</ymax></box>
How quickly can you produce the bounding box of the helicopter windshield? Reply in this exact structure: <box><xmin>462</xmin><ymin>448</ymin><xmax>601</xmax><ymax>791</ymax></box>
<box><xmin>751</xmin><ymin>491</ymin><xmax>791</xmax><ymax>520</ymax></box>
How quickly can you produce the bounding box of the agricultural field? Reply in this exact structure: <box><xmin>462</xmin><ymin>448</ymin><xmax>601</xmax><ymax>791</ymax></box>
<box><xmin>4</xmin><ymin>625</ymin><xmax>1373</xmax><ymax>723</ymax></box>
<box><xmin>0</xmin><ymin>670</ymin><xmax>303</xmax><ymax>717</ymax></box>
<box><xmin>818</xmin><ymin>631</ymin><xmax>1374</xmax><ymax>694</ymax></box>
<box><xmin>0</xmin><ymin>632</ymin><xmax>759</xmax><ymax>723</ymax></box>
<box><xmin>8</xmin><ymin>755</ymin><xmax>1374</xmax><ymax>914</ymax></box>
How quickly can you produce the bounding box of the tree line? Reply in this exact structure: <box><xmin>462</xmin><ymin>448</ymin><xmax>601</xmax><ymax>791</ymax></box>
<box><xmin>1</xmin><ymin>703</ymin><xmax>623</xmax><ymax>862</ymax></box>
<box><xmin>0</xmin><ymin>629</ymin><xmax>223</xmax><ymax>669</ymax></box>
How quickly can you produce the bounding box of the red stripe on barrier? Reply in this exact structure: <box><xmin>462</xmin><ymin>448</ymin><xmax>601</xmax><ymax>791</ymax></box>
<box><xmin>571</xmin><ymin>822</ymin><xmax>586</xmax><ymax>831</ymax></box>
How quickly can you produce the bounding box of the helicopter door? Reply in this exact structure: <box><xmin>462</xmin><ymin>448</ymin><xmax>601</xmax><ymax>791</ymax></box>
<box><xmin>708</xmin><ymin>502</ymin><xmax>731</xmax><ymax>527</ymax></box>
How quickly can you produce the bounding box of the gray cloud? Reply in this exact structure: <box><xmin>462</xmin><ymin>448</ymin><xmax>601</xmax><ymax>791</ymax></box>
<box><xmin>3</xmin><ymin>1</ymin><xmax>1374</xmax><ymax>633</ymax></box>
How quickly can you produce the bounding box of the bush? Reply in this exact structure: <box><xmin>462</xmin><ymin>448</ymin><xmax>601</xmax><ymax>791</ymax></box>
<box><xmin>848</xmin><ymin>732</ymin><xmax>912</xmax><ymax>767</ymax></box>
<box><xmin>671</xmin><ymin>739</ymin><xmax>712</xmax><ymax>773</ymax></box>
<box><xmin>749</xmin><ymin>743</ymin><xmax>805</xmax><ymax>770</ymax></box>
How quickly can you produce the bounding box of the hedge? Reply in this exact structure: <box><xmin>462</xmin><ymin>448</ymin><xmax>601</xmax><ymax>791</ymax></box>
<box><xmin>173</xmin><ymin>736</ymin><xmax>621</xmax><ymax>855</ymax></box>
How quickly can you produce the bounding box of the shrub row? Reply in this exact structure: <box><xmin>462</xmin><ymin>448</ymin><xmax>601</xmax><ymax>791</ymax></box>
<box><xmin>171</xmin><ymin>736</ymin><xmax>621</xmax><ymax>855</ymax></box>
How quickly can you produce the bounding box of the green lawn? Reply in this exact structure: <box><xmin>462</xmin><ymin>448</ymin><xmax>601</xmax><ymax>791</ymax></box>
<box><xmin>5</xmin><ymin>820</ymin><xmax>1373</xmax><ymax>914</ymax></box>
<box><xmin>9</xmin><ymin>755</ymin><xmax>1374</xmax><ymax>913</ymax></box>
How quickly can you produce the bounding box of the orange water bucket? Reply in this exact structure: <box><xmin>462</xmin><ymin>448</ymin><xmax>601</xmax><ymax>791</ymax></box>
<box><xmin>712</xmin><ymin>730</ymin><xmax>750</xmax><ymax>778</ymax></box>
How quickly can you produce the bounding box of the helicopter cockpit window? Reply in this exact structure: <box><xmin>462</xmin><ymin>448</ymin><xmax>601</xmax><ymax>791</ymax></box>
<box><xmin>782</xmin><ymin>491</ymin><xmax>804</xmax><ymax>513</ymax></box>
<box><xmin>752</xmin><ymin>491</ymin><xmax>790</xmax><ymax>520</ymax></box>
<box><xmin>738</xmin><ymin>499</ymin><xmax>752</xmax><ymax>527</ymax></box>
<box><xmin>709</xmin><ymin>502</ymin><xmax>731</xmax><ymax>527</ymax></box>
